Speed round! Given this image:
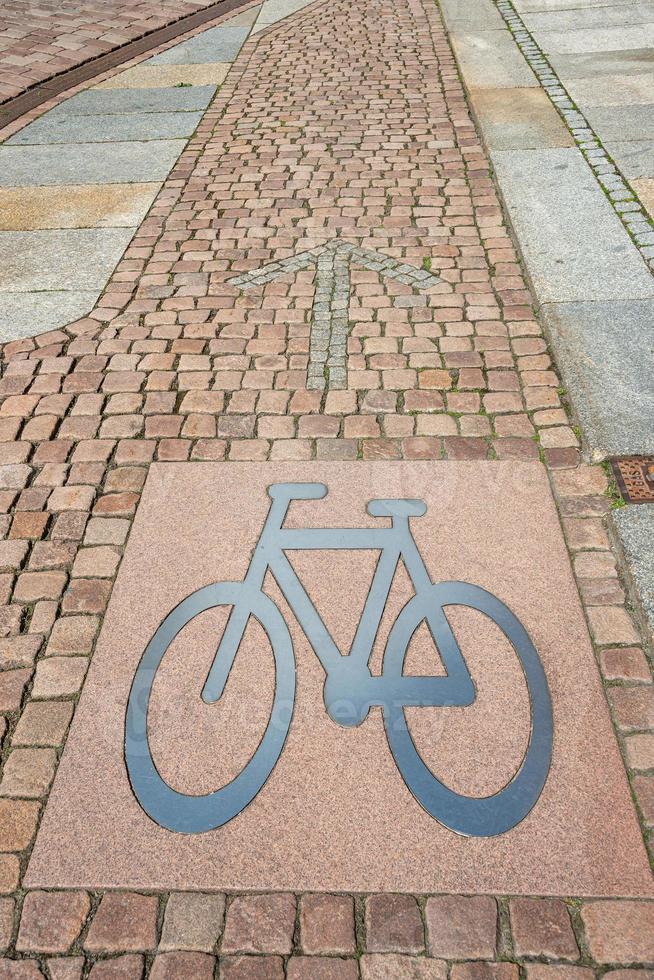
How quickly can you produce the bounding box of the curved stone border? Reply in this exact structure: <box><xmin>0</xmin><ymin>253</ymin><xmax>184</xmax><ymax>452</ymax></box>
<box><xmin>492</xmin><ymin>0</ymin><xmax>654</xmax><ymax>274</ymax></box>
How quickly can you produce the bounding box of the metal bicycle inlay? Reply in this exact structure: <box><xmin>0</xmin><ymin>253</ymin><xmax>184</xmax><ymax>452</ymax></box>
<box><xmin>125</xmin><ymin>482</ymin><xmax>553</xmax><ymax>837</ymax></box>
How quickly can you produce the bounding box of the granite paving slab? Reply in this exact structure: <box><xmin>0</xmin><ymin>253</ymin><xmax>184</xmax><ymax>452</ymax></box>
<box><xmin>0</xmin><ymin>289</ymin><xmax>100</xmax><ymax>340</ymax></box>
<box><xmin>469</xmin><ymin>87</ymin><xmax>574</xmax><ymax>150</ymax></box>
<box><xmin>0</xmin><ymin>228</ymin><xmax>136</xmax><ymax>291</ymax></box>
<box><xmin>253</xmin><ymin>0</ymin><xmax>321</xmax><ymax>32</ymax></box>
<box><xmin>45</xmin><ymin>86</ymin><xmax>218</xmax><ymax>116</ymax></box>
<box><xmin>0</xmin><ymin>141</ymin><xmax>187</xmax><ymax>186</ymax></box>
<box><xmin>450</xmin><ymin>30</ymin><xmax>539</xmax><ymax>88</ymax></box>
<box><xmin>632</xmin><ymin>177</ymin><xmax>654</xmax><ymax>216</ymax></box>
<box><xmin>7</xmin><ymin>111</ymin><xmax>204</xmax><ymax>146</ymax></box>
<box><xmin>522</xmin><ymin>2</ymin><xmax>654</xmax><ymax>32</ymax></box>
<box><xmin>537</xmin><ymin>24</ymin><xmax>654</xmax><ymax>55</ymax></box>
<box><xmin>541</xmin><ymin>299</ymin><xmax>654</xmax><ymax>458</ymax></box>
<box><xmin>563</xmin><ymin>71</ymin><xmax>654</xmax><ymax>107</ymax></box>
<box><xmin>146</xmin><ymin>25</ymin><xmax>250</xmax><ymax>64</ymax></box>
<box><xmin>438</xmin><ymin>0</ymin><xmax>505</xmax><ymax>31</ymax></box>
<box><xmin>515</xmin><ymin>0</ymin><xmax>647</xmax><ymax>9</ymax></box>
<box><xmin>0</xmin><ymin>183</ymin><xmax>160</xmax><ymax>230</ymax></box>
<box><xmin>604</xmin><ymin>139</ymin><xmax>654</xmax><ymax>179</ymax></box>
<box><xmin>94</xmin><ymin>64</ymin><xmax>231</xmax><ymax>90</ymax></box>
<box><xmin>612</xmin><ymin>504</ymin><xmax>654</xmax><ymax>642</ymax></box>
<box><xmin>582</xmin><ymin>104</ymin><xmax>654</xmax><ymax>141</ymax></box>
<box><xmin>491</xmin><ymin>146</ymin><xmax>654</xmax><ymax>302</ymax></box>
<box><xmin>25</xmin><ymin>461</ymin><xmax>653</xmax><ymax>896</ymax></box>
<box><xmin>547</xmin><ymin>47</ymin><xmax>654</xmax><ymax>77</ymax></box>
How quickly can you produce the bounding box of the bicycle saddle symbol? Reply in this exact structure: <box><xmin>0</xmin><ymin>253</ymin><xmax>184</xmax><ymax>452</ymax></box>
<box><xmin>125</xmin><ymin>482</ymin><xmax>553</xmax><ymax>837</ymax></box>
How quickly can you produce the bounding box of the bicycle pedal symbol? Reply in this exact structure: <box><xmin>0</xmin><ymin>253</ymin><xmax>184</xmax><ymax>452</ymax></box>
<box><xmin>125</xmin><ymin>482</ymin><xmax>553</xmax><ymax>837</ymax></box>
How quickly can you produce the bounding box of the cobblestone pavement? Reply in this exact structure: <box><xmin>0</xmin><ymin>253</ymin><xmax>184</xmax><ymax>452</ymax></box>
<box><xmin>0</xmin><ymin>0</ymin><xmax>653</xmax><ymax>975</ymax></box>
<box><xmin>0</xmin><ymin>0</ymin><xmax>230</xmax><ymax>105</ymax></box>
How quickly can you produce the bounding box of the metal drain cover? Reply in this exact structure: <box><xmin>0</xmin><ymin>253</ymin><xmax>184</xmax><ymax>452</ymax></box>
<box><xmin>611</xmin><ymin>457</ymin><xmax>654</xmax><ymax>504</ymax></box>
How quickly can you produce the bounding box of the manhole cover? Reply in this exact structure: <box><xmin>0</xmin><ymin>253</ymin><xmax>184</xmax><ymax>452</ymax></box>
<box><xmin>611</xmin><ymin>457</ymin><xmax>654</xmax><ymax>504</ymax></box>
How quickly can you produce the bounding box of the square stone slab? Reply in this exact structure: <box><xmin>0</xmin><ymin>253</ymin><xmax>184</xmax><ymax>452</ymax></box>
<box><xmin>26</xmin><ymin>461</ymin><xmax>653</xmax><ymax>895</ymax></box>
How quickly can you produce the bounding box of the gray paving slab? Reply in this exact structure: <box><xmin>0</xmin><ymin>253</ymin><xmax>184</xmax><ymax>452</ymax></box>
<box><xmin>547</xmin><ymin>47</ymin><xmax>654</xmax><ymax>77</ymax></box>
<box><xmin>146</xmin><ymin>25</ymin><xmax>249</xmax><ymax>64</ymax></box>
<box><xmin>253</xmin><ymin>0</ymin><xmax>322</xmax><ymax>31</ymax></box>
<box><xmin>450</xmin><ymin>30</ymin><xmax>539</xmax><ymax>88</ymax></box>
<box><xmin>582</xmin><ymin>104</ymin><xmax>654</xmax><ymax>141</ymax></box>
<box><xmin>537</xmin><ymin>24</ymin><xmax>654</xmax><ymax>54</ymax></box>
<box><xmin>564</xmin><ymin>71</ymin><xmax>654</xmax><ymax>107</ymax></box>
<box><xmin>515</xmin><ymin>0</ymin><xmax>643</xmax><ymax>10</ymax></box>
<box><xmin>438</xmin><ymin>0</ymin><xmax>506</xmax><ymax>30</ymax></box>
<box><xmin>0</xmin><ymin>141</ymin><xmax>186</xmax><ymax>186</ymax></box>
<box><xmin>541</xmin><ymin>299</ymin><xmax>654</xmax><ymax>458</ymax></box>
<box><xmin>0</xmin><ymin>228</ymin><xmax>136</xmax><ymax>292</ymax></box>
<box><xmin>46</xmin><ymin>86</ymin><xmax>217</xmax><ymax>117</ymax></box>
<box><xmin>7</xmin><ymin>111</ymin><xmax>203</xmax><ymax>146</ymax></box>
<box><xmin>0</xmin><ymin>290</ymin><xmax>100</xmax><ymax>341</ymax></box>
<box><xmin>491</xmin><ymin>146</ymin><xmax>654</xmax><ymax>303</ymax></box>
<box><xmin>522</xmin><ymin>1</ymin><xmax>654</xmax><ymax>31</ymax></box>
<box><xmin>612</xmin><ymin>503</ymin><xmax>654</xmax><ymax>642</ymax></box>
<box><xmin>604</xmin><ymin>139</ymin><xmax>654</xmax><ymax>179</ymax></box>
<box><xmin>470</xmin><ymin>87</ymin><xmax>574</xmax><ymax>149</ymax></box>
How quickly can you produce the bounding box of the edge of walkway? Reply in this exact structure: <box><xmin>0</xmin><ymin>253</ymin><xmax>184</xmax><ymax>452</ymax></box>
<box><xmin>0</xmin><ymin>0</ymin><xmax>252</xmax><ymax>131</ymax></box>
<box><xmin>437</xmin><ymin>0</ymin><xmax>654</xmax><ymax>646</ymax></box>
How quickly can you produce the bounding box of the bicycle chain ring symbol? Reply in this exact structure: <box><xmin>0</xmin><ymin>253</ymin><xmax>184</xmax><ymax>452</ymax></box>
<box><xmin>125</xmin><ymin>482</ymin><xmax>553</xmax><ymax>837</ymax></box>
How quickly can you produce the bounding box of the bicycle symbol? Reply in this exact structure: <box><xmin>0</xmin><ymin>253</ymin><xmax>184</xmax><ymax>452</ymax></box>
<box><xmin>125</xmin><ymin>482</ymin><xmax>553</xmax><ymax>837</ymax></box>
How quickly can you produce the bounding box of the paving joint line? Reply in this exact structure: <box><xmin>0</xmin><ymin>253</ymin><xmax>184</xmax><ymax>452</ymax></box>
<box><xmin>489</xmin><ymin>0</ymin><xmax>654</xmax><ymax>274</ymax></box>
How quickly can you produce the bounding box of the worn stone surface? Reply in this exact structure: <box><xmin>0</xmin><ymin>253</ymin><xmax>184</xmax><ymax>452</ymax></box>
<box><xmin>48</xmin><ymin>85</ymin><xmax>218</xmax><ymax>116</ymax></box>
<box><xmin>0</xmin><ymin>142</ymin><xmax>186</xmax><ymax>187</ymax></box>
<box><xmin>0</xmin><ymin>229</ymin><xmax>136</xmax><ymax>292</ymax></box>
<box><xmin>450</xmin><ymin>30</ymin><xmax>539</xmax><ymax>88</ymax></box>
<box><xmin>0</xmin><ymin>185</ymin><xmax>160</xmax><ymax>231</ymax></box>
<box><xmin>470</xmin><ymin>87</ymin><xmax>574</xmax><ymax>150</ymax></box>
<box><xmin>0</xmin><ymin>290</ymin><xmax>100</xmax><ymax>340</ymax></box>
<box><xmin>7</xmin><ymin>111</ymin><xmax>204</xmax><ymax>146</ymax></box>
<box><xmin>147</xmin><ymin>26</ymin><xmax>250</xmax><ymax>64</ymax></box>
<box><xmin>491</xmin><ymin>147</ymin><xmax>654</xmax><ymax>304</ymax></box>
<box><xmin>612</xmin><ymin>504</ymin><xmax>654</xmax><ymax>642</ymax></box>
<box><xmin>541</xmin><ymin>300</ymin><xmax>654</xmax><ymax>458</ymax></box>
<box><xmin>95</xmin><ymin>64</ymin><xmax>231</xmax><ymax>90</ymax></box>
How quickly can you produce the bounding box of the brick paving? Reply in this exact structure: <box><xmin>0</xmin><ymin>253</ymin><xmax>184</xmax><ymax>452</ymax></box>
<box><xmin>0</xmin><ymin>0</ymin><xmax>652</xmax><ymax>973</ymax></box>
<box><xmin>0</xmin><ymin>0</ymin><xmax>224</xmax><ymax>104</ymax></box>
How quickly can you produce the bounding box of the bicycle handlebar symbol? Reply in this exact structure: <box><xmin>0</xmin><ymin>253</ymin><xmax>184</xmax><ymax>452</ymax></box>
<box><xmin>125</xmin><ymin>482</ymin><xmax>553</xmax><ymax>837</ymax></box>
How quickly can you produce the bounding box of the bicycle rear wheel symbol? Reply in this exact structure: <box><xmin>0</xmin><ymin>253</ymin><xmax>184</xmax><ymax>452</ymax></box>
<box><xmin>125</xmin><ymin>482</ymin><xmax>553</xmax><ymax>836</ymax></box>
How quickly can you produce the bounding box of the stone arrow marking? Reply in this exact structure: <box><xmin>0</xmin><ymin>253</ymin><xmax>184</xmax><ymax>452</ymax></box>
<box><xmin>228</xmin><ymin>238</ymin><xmax>448</xmax><ymax>390</ymax></box>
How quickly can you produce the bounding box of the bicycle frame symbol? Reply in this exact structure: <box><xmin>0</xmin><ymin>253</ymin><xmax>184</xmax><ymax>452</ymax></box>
<box><xmin>125</xmin><ymin>482</ymin><xmax>553</xmax><ymax>837</ymax></box>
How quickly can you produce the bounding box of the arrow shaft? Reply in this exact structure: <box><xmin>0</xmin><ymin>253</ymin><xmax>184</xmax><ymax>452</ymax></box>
<box><xmin>307</xmin><ymin>249</ymin><xmax>350</xmax><ymax>391</ymax></box>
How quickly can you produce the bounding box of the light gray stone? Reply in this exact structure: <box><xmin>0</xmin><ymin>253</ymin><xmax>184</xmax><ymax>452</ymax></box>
<box><xmin>7</xmin><ymin>111</ymin><xmax>203</xmax><ymax>145</ymax></box>
<box><xmin>537</xmin><ymin>24</ymin><xmax>654</xmax><ymax>55</ymax></box>
<box><xmin>491</xmin><ymin>146</ymin><xmax>654</xmax><ymax>302</ymax></box>
<box><xmin>604</xmin><ymin>140</ymin><xmax>654</xmax><ymax>179</ymax></box>
<box><xmin>612</xmin><ymin>503</ymin><xmax>654</xmax><ymax>642</ymax></box>
<box><xmin>439</xmin><ymin>0</ymin><xmax>506</xmax><ymax>30</ymax></box>
<box><xmin>547</xmin><ymin>47</ymin><xmax>654</xmax><ymax>78</ymax></box>
<box><xmin>541</xmin><ymin>299</ymin><xmax>654</xmax><ymax>458</ymax></box>
<box><xmin>523</xmin><ymin>2</ymin><xmax>654</xmax><ymax>32</ymax></box>
<box><xmin>0</xmin><ymin>228</ymin><xmax>135</xmax><ymax>292</ymax></box>
<box><xmin>0</xmin><ymin>141</ymin><xmax>186</xmax><ymax>185</ymax></box>
<box><xmin>0</xmin><ymin>290</ymin><xmax>100</xmax><ymax>341</ymax></box>
<box><xmin>450</xmin><ymin>30</ymin><xmax>539</xmax><ymax>88</ymax></box>
<box><xmin>564</xmin><ymin>71</ymin><xmax>654</xmax><ymax>107</ymax></box>
<box><xmin>516</xmin><ymin>0</ymin><xmax>646</xmax><ymax>11</ymax></box>
<box><xmin>253</xmin><ymin>0</ymin><xmax>319</xmax><ymax>31</ymax></box>
<box><xmin>47</xmin><ymin>85</ymin><xmax>217</xmax><ymax>116</ymax></box>
<box><xmin>146</xmin><ymin>25</ymin><xmax>249</xmax><ymax>64</ymax></box>
<box><xmin>583</xmin><ymin>104</ymin><xmax>654</xmax><ymax>141</ymax></box>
